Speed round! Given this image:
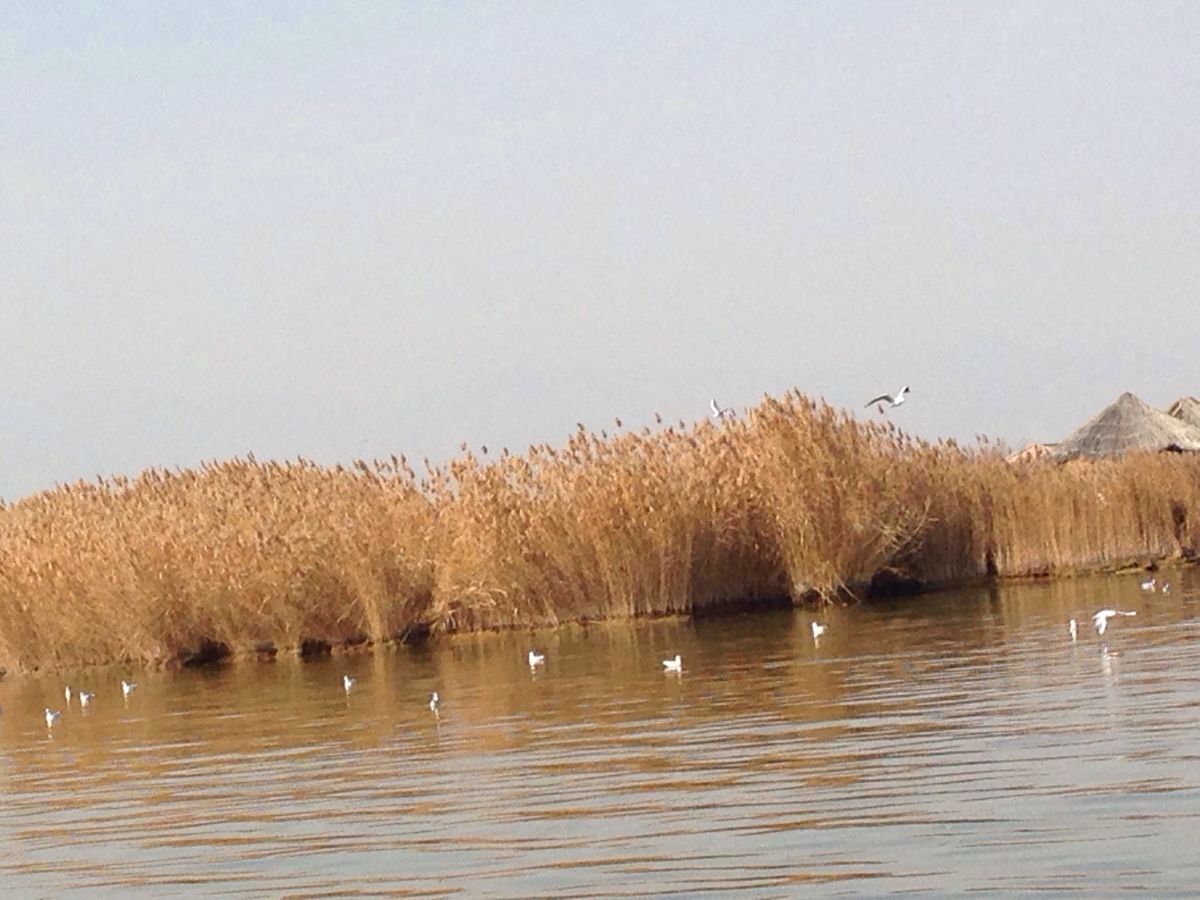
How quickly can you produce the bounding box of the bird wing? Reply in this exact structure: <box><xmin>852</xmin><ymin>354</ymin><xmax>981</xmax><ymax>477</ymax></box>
<box><xmin>865</xmin><ymin>394</ymin><xmax>891</xmax><ymax>407</ymax></box>
<box><xmin>710</xmin><ymin>398</ymin><xmax>720</xmax><ymax>415</ymax></box>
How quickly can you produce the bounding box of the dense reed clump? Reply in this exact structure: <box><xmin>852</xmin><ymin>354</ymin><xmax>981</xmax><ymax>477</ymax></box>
<box><xmin>1</xmin><ymin>390</ymin><xmax>1198</xmax><ymax>673</ymax></box>
<box><xmin>0</xmin><ymin>457</ymin><xmax>434</xmax><ymax>671</ymax></box>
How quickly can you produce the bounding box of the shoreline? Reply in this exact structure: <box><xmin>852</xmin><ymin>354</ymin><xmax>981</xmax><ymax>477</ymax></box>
<box><xmin>3</xmin><ymin>392</ymin><xmax>1198</xmax><ymax>675</ymax></box>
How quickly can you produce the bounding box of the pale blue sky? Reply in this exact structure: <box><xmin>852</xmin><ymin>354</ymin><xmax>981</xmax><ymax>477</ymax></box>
<box><xmin>2</xmin><ymin>2</ymin><xmax>1198</xmax><ymax>500</ymax></box>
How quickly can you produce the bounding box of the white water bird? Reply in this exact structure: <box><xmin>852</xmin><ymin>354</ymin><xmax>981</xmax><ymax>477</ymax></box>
<box><xmin>429</xmin><ymin>692</ymin><xmax>441</xmax><ymax>714</ymax></box>
<box><xmin>1141</xmin><ymin>578</ymin><xmax>1156</xmax><ymax>592</ymax></box>
<box><xmin>45</xmin><ymin>708</ymin><xmax>61</xmax><ymax>728</ymax></box>
<box><xmin>1068</xmin><ymin>619</ymin><xmax>1078</xmax><ymax>641</ymax></box>
<box><xmin>1092</xmin><ymin>608</ymin><xmax>1136</xmax><ymax>637</ymax></box>
<box><xmin>710</xmin><ymin>398</ymin><xmax>735</xmax><ymax>420</ymax></box>
<box><xmin>662</xmin><ymin>654</ymin><xmax>683</xmax><ymax>673</ymax></box>
<box><xmin>343</xmin><ymin>674</ymin><xmax>356</xmax><ymax>694</ymax></box>
<box><xmin>64</xmin><ymin>686</ymin><xmax>72</xmax><ymax>705</ymax></box>
<box><xmin>1162</xmin><ymin>582</ymin><xmax>1171</xmax><ymax>594</ymax></box>
<box><xmin>79</xmin><ymin>691</ymin><xmax>94</xmax><ymax>708</ymax></box>
<box><xmin>121</xmin><ymin>680</ymin><xmax>137</xmax><ymax>698</ymax></box>
<box><xmin>811</xmin><ymin>622</ymin><xmax>827</xmax><ymax>641</ymax></box>
<box><xmin>865</xmin><ymin>386</ymin><xmax>910</xmax><ymax>411</ymax></box>
<box><xmin>528</xmin><ymin>650</ymin><xmax>545</xmax><ymax>668</ymax></box>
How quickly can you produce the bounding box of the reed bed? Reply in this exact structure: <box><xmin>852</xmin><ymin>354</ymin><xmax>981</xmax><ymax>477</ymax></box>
<box><xmin>1</xmin><ymin>391</ymin><xmax>1198</xmax><ymax>673</ymax></box>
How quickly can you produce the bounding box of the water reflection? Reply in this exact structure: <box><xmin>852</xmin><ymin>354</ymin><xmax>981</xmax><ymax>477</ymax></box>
<box><xmin>2</xmin><ymin>568</ymin><xmax>1199</xmax><ymax>893</ymax></box>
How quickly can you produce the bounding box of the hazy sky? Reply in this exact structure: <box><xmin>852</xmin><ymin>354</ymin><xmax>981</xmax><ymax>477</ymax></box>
<box><xmin>2</xmin><ymin>2</ymin><xmax>1198</xmax><ymax>500</ymax></box>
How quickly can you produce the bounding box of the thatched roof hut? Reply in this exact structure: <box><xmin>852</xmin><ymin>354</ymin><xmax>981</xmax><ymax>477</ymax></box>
<box><xmin>1167</xmin><ymin>396</ymin><xmax>1200</xmax><ymax>429</ymax></box>
<box><xmin>1053</xmin><ymin>392</ymin><xmax>1200</xmax><ymax>461</ymax></box>
<box><xmin>1006</xmin><ymin>442</ymin><xmax>1057</xmax><ymax>463</ymax></box>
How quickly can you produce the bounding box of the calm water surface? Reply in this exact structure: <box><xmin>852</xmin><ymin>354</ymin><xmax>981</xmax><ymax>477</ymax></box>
<box><xmin>3</xmin><ymin>571</ymin><xmax>1200</xmax><ymax>896</ymax></box>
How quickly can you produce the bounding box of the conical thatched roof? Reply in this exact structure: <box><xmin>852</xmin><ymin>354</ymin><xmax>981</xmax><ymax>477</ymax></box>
<box><xmin>1053</xmin><ymin>392</ymin><xmax>1200</xmax><ymax>461</ymax></box>
<box><xmin>1006</xmin><ymin>442</ymin><xmax>1057</xmax><ymax>464</ymax></box>
<box><xmin>1167</xmin><ymin>396</ymin><xmax>1200</xmax><ymax>429</ymax></box>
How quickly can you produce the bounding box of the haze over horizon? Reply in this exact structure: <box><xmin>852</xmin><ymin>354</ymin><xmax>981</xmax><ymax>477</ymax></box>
<box><xmin>3</xmin><ymin>2</ymin><xmax>1198</xmax><ymax>501</ymax></box>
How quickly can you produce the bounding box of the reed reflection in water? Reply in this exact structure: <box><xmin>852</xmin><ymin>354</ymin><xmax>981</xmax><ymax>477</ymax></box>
<box><xmin>2</xmin><ymin>569</ymin><xmax>1199</xmax><ymax>895</ymax></box>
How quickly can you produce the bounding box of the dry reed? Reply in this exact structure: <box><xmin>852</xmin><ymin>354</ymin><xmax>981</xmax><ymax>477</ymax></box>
<box><xmin>1</xmin><ymin>391</ymin><xmax>1197</xmax><ymax>673</ymax></box>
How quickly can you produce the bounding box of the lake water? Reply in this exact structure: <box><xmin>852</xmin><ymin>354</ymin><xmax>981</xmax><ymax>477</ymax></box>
<box><xmin>3</xmin><ymin>570</ymin><xmax>1200</xmax><ymax>896</ymax></box>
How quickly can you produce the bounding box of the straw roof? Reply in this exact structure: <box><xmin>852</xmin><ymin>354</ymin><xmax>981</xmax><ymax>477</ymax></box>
<box><xmin>1053</xmin><ymin>392</ymin><xmax>1200</xmax><ymax>461</ymax></box>
<box><xmin>1006</xmin><ymin>442</ymin><xmax>1057</xmax><ymax>464</ymax></box>
<box><xmin>1167</xmin><ymin>396</ymin><xmax>1200</xmax><ymax>429</ymax></box>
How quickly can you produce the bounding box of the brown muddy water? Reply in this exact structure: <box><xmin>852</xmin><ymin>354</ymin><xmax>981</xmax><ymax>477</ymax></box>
<box><xmin>2</xmin><ymin>570</ymin><xmax>1200</xmax><ymax>896</ymax></box>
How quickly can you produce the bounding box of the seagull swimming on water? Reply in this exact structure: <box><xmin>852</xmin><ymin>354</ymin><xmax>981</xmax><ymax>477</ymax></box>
<box><xmin>865</xmin><ymin>386</ymin><xmax>910</xmax><ymax>412</ymax></box>
<box><xmin>662</xmin><ymin>654</ymin><xmax>683</xmax><ymax>673</ymax></box>
<box><xmin>710</xmin><ymin>398</ymin><xmax>735</xmax><ymax>420</ymax></box>
<box><xmin>811</xmin><ymin>622</ymin><xmax>827</xmax><ymax>641</ymax></box>
<box><xmin>1092</xmin><ymin>608</ymin><xmax>1136</xmax><ymax>637</ymax></box>
<box><xmin>343</xmin><ymin>674</ymin><xmax>356</xmax><ymax>694</ymax></box>
<box><xmin>45</xmin><ymin>708</ymin><xmax>61</xmax><ymax>728</ymax></box>
<box><xmin>121</xmin><ymin>680</ymin><xmax>137</xmax><ymax>698</ymax></box>
<box><xmin>528</xmin><ymin>650</ymin><xmax>545</xmax><ymax>668</ymax></box>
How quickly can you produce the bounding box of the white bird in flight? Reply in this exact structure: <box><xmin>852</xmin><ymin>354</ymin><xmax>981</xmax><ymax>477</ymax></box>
<box><xmin>865</xmin><ymin>386</ymin><xmax>910</xmax><ymax>411</ymax></box>
<box><xmin>79</xmin><ymin>691</ymin><xmax>95</xmax><ymax>708</ymax></box>
<box><xmin>811</xmin><ymin>622</ymin><xmax>827</xmax><ymax>641</ymax></box>
<box><xmin>121</xmin><ymin>680</ymin><xmax>137</xmax><ymax>698</ymax></box>
<box><xmin>1141</xmin><ymin>578</ymin><xmax>1156</xmax><ymax>592</ymax></box>
<box><xmin>342</xmin><ymin>674</ymin><xmax>356</xmax><ymax>694</ymax></box>
<box><xmin>710</xmin><ymin>398</ymin><xmax>735</xmax><ymax>420</ymax></box>
<box><xmin>1068</xmin><ymin>619</ymin><xmax>1077</xmax><ymax>641</ymax></box>
<box><xmin>528</xmin><ymin>650</ymin><xmax>545</xmax><ymax>668</ymax></box>
<box><xmin>45</xmin><ymin>708</ymin><xmax>61</xmax><ymax>728</ymax></box>
<box><xmin>429</xmin><ymin>691</ymin><xmax>441</xmax><ymax>713</ymax></box>
<box><xmin>662</xmin><ymin>654</ymin><xmax>683</xmax><ymax>673</ymax></box>
<box><xmin>1092</xmin><ymin>608</ymin><xmax>1136</xmax><ymax>636</ymax></box>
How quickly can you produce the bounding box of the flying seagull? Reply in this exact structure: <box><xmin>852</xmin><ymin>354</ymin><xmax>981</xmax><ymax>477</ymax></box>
<box><xmin>662</xmin><ymin>654</ymin><xmax>683</xmax><ymax>673</ymax></box>
<box><xmin>121</xmin><ymin>680</ymin><xmax>137</xmax><ymax>698</ymax></box>
<box><xmin>45</xmin><ymin>708</ymin><xmax>61</xmax><ymax>728</ymax></box>
<box><xmin>343</xmin><ymin>674</ymin><xmax>356</xmax><ymax>694</ymax></box>
<box><xmin>528</xmin><ymin>650</ymin><xmax>545</xmax><ymax>668</ymax></box>
<box><xmin>79</xmin><ymin>691</ymin><xmax>95</xmax><ymax>708</ymax></box>
<box><xmin>1092</xmin><ymin>608</ymin><xmax>1136</xmax><ymax>637</ymax></box>
<box><xmin>710</xmin><ymin>398</ymin><xmax>735</xmax><ymax>420</ymax></box>
<box><xmin>865</xmin><ymin>386</ymin><xmax>910</xmax><ymax>411</ymax></box>
<box><xmin>811</xmin><ymin>622</ymin><xmax>827</xmax><ymax>641</ymax></box>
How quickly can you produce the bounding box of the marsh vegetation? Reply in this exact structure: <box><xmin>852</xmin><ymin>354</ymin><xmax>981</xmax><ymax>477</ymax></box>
<box><xmin>1</xmin><ymin>391</ymin><xmax>1197</xmax><ymax>672</ymax></box>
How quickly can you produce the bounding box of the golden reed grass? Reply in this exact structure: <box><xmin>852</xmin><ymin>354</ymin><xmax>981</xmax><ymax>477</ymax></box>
<box><xmin>1</xmin><ymin>391</ymin><xmax>1197</xmax><ymax>673</ymax></box>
